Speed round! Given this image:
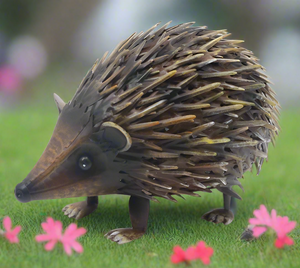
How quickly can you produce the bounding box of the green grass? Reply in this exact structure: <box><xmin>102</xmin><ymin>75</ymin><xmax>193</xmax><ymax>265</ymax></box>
<box><xmin>0</xmin><ymin>106</ymin><xmax>299</xmax><ymax>268</ymax></box>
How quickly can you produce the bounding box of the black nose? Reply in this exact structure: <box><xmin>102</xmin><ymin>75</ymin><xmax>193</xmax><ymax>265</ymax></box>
<box><xmin>15</xmin><ymin>182</ymin><xmax>31</xmax><ymax>203</ymax></box>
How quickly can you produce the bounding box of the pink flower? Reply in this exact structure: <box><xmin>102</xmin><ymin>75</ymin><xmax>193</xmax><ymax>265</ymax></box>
<box><xmin>36</xmin><ymin>217</ymin><xmax>86</xmax><ymax>255</ymax></box>
<box><xmin>35</xmin><ymin>217</ymin><xmax>63</xmax><ymax>251</ymax></box>
<box><xmin>248</xmin><ymin>205</ymin><xmax>297</xmax><ymax>248</ymax></box>
<box><xmin>0</xmin><ymin>216</ymin><xmax>21</xmax><ymax>243</ymax></box>
<box><xmin>171</xmin><ymin>241</ymin><xmax>213</xmax><ymax>265</ymax></box>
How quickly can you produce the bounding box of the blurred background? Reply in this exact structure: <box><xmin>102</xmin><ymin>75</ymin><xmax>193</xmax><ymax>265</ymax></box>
<box><xmin>0</xmin><ymin>0</ymin><xmax>299</xmax><ymax>110</ymax></box>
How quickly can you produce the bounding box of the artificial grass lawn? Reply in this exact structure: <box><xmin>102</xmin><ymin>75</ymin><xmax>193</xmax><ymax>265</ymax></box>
<box><xmin>0</xmin><ymin>106</ymin><xmax>299</xmax><ymax>268</ymax></box>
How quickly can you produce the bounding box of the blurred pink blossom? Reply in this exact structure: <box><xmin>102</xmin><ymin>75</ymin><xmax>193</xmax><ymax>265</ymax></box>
<box><xmin>171</xmin><ymin>241</ymin><xmax>214</xmax><ymax>265</ymax></box>
<box><xmin>0</xmin><ymin>216</ymin><xmax>22</xmax><ymax>243</ymax></box>
<box><xmin>35</xmin><ymin>217</ymin><xmax>63</xmax><ymax>251</ymax></box>
<box><xmin>171</xmin><ymin>245</ymin><xmax>186</xmax><ymax>264</ymax></box>
<box><xmin>36</xmin><ymin>217</ymin><xmax>86</xmax><ymax>255</ymax></box>
<box><xmin>0</xmin><ymin>65</ymin><xmax>22</xmax><ymax>93</ymax></box>
<box><xmin>249</xmin><ymin>205</ymin><xmax>296</xmax><ymax>248</ymax></box>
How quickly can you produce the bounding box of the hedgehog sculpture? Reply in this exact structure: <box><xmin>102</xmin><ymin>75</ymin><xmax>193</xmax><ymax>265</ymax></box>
<box><xmin>15</xmin><ymin>22</ymin><xmax>279</xmax><ymax>244</ymax></box>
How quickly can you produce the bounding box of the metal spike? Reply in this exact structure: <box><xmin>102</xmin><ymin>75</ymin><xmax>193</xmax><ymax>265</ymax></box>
<box><xmin>199</xmin><ymin>71</ymin><xmax>237</xmax><ymax>78</ymax></box>
<box><xmin>188</xmin><ymin>58</ymin><xmax>217</xmax><ymax>69</ymax></box>
<box><xmin>132</xmin><ymin>131</ymin><xmax>181</xmax><ymax>140</ymax></box>
<box><xmin>154</xmin><ymin>115</ymin><xmax>196</xmax><ymax>129</ymax></box>
<box><xmin>53</xmin><ymin>93</ymin><xmax>66</xmax><ymax>114</ymax></box>
<box><xmin>137</xmin><ymin>92</ymin><xmax>170</xmax><ymax>107</ymax></box>
<box><xmin>119</xmin><ymin>99</ymin><xmax>167</xmax><ymax>125</ymax></box>
<box><xmin>165</xmin><ymin>54</ymin><xmax>204</xmax><ymax>71</ymax></box>
<box><xmin>174</xmin><ymin>103</ymin><xmax>211</xmax><ymax>111</ymax></box>
<box><xmin>203</xmin><ymin>104</ymin><xmax>244</xmax><ymax>117</ymax></box>
<box><xmin>199</xmin><ymin>33</ymin><xmax>231</xmax><ymax>50</ymax></box>
<box><xmin>225</xmin><ymin>140</ymin><xmax>259</xmax><ymax>148</ymax></box>
<box><xmin>191</xmin><ymin>122</ymin><xmax>215</xmax><ymax>136</ymax></box>
<box><xmin>99</xmin><ymin>85</ymin><xmax>118</xmax><ymax>96</ymax></box>
<box><xmin>127</xmin><ymin>121</ymin><xmax>160</xmax><ymax>131</ymax></box>
<box><xmin>221</xmin><ymin>98</ymin><xmax>255</xmax><ymax>106</ymax></box>
<box><xmin>187</xmin><ymin>137</ymin><xmax>230</xmax><ymax>147</ymax></box>
<box><xmin>166</xmin><ymin>149</ymin><xmax>217</xmax><ymax>157</ymax></box>
<box><xmin>114</xmin><ymin>84</ymin><xmax>142</xmax><ymax>104</ymax></box>
<box><xmin>170</xmin><ymin>82</ymin><xmax>221</xmax><ymax>102</ymax></box>
<box><xmin>141</xmin><ymin>70</ymin><xmax>177</xmax><ymax>94</ymax></box>
<box><xmin>143</xmin><ymin>141</ymin><xmax>163</xmax><ymax>151</ymax></box>
<box><xmin>218</xmin><ymin>127</ymin><xmax>249</xmax><ymax>138</ymax></box>
<box><xmin>177</xmin><ymin>73</ymin><xmax>198</xmax><ymax>88</ymax></box>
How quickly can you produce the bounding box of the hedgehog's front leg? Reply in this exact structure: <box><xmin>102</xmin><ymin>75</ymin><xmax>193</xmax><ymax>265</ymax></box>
<box><xmin>63</xmin><ymin>196</ymin><xmax>98</xmax><ymax>220</ymax></box>
<box><xmin>105</xmin><ymin>196</ymin><xmax>150</xmax><ymax>244</ymax></box>
<box><xmin>201</xmin><ymin>194</ymin><xmax>235</xmax><ymax>225</ymax></box>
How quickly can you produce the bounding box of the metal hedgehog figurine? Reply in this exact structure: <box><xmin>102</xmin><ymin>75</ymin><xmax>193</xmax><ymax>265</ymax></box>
<box><xmin>15</xmin><ymin>22</ymin><xmax>279</xmax><ymax>244</ymax></box>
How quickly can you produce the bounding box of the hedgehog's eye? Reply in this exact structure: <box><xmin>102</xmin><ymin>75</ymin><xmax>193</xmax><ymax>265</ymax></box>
<box><xmin>78</xmin><ymin>156</ymin><xmax>92</xmax><ymax>171</ymax></box>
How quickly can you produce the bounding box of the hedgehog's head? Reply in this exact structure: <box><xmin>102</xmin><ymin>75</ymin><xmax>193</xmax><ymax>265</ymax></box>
<box><xmin>14</xmin><ymin>93</ymin><xmax>132</xmax><ymax>203</ymax></box>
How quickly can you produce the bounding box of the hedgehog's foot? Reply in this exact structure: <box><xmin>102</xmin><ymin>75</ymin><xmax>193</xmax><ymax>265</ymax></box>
<box><xmin>202</xmin><ymin>193</ymin><xmax>235</xmax><ymax>225</ymax></box>
<box><xmin>201</xmin><ymin>208</ymin><xmax>234</xmax><ymax>225</ymax></box>
<box><xmin>62</xmin><ymin>196</ymin><xmax>98</xmax><ymax>220</ymax></box>
<box><xmin>105</xmin><ymin>196</ymin><xmax>150</xmax><ymax>244</ymax></box>
<box><xmin>105</xmin><ymin>228</ymin><xmax>145</xmax><ymax>244</ymax></box>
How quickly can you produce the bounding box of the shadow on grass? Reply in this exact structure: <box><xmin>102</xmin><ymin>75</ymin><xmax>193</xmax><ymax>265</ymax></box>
<box><xmin>67</xmin><ymin>194</ymin><xmax>238</xmax><ymax>239</ymax></box>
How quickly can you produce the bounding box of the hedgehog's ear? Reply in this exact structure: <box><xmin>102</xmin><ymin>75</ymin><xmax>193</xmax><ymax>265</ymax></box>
<box><xmin>100</xmin><ymin>122</ymin><xmax>132</xmax><ymax>152</ymax></box>
<box><xmin>53</xmin><ymin>93</ymin><xmax>66</xmax><ymax>114</ymax></box>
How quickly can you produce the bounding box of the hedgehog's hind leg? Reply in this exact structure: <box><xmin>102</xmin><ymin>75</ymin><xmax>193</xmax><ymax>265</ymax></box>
<box><xmin>62</xmin><ymin>196</ymin><xmax>98</xmax><ymax>220</ymax></box>
<box><xmin>201</xmin><ymin>194</ymin><xmax>235</xmax><ymax>225</ymax></box>
<box><xmin>105</xmin><ymin>196</ymin><xmax>150</xmax><ymax>244</ymax></box>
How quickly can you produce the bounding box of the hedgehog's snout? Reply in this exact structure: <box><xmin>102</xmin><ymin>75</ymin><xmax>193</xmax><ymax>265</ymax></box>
<box><xmin>15</xmin><ymin>182</ymin><xmax>31</xmax><ymax>203</ymax></box>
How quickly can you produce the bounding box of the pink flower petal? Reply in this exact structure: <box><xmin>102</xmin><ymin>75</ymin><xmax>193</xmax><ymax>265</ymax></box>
<box><xmin>63</xmin><ymin>243</ymin><xmax>73</xmax><ymax>256</ymax></box>
<box><xmin>249</xmin><ymin>218</ymin><xmax>264</xmax><ymax>225</ymax></box>
<box><xmin>71</xmin><ymin>241</ymin><xmax>84</xmax><ymax>253</ymax></box>
<box><xmin>65</xmin><ymin>227</ymin><xmax>87</xmax><ymax>240</ymax></box>
<box><xmin>273</xmin><ymin>216</ymin><xmax>297</xmax><ymax>238</ymax></box>
<box><xmin>252</xmin><ymin>205</ymin><xmax>273</xmax><ymax>226</ymax></box>
<box><xmin>252</xmin><ymin>226</ymin><xmax>267</xmax><ymax>237</ymax></box>
<box><xmin>5</xmin><ymin>232</ymin><xmax>19</xmax><ymax>243</ymax></box>
<box><xmin>35</xmin><ymin>234</ymin><xmax>53</xmax><ymax>242</ymax></box>
<box><xmin>275</xmin><ymin>238</ymin><xmax>284</xmax><ymax>248</ymax></box>
<box><xmin>3</xmin><ymin>216</ymin><xmax>12</xmax><ymax>231</ymax></box>
<box><xmin>283</xmin><ymin>221</ymin><xmax>296</xmax><ymax>234</ymax></box>
<box><xmin>11</xmin><ymin>226</ymin><xmax>21</xmax><ymax>236</ymax></box>
<box><xmin>275</xmin><ymin>235</ymin><xmax>294</xmax><ymax>248</ymax></box>
<box><xmin>45</xmin><ymin>240</ymin><xmax>57</xmax><ymax>251</ymax></box>
<box><xmin>64</xmin><ymin>223</ymin><xmax>77</xmax><ymax>236</ymax></box>
<box><xmin>271</xmin><ymin>209</ymin><xmax>277</xmax><ymax>220</ymax></box>
<box><xmin>195</xmin><ymin>241</ymin><xmax>214</xmax><ymax>264</ymax></box>
<box><xmin>171</xmin><ymin>246</ymin><xmax>186</xmax><ymax>264</ymax></box>
<box><xmin>253</xmin><ymin>205</ymin><xmax>268</xmax><ymax>219</ymax></box>
<box><xmin>185</xmin><ymin>246</ymin><xmax>197</xmax><ymax>261</ymax></box>
<box><xmin>285</xmin><ymin>236</ymin><xmax>294</xmax><ymax>246</ymax></box>
<box><xmin>196</xmin><ymin>241</ymin><xmax>206</xmax><ymax>249</ymax></box>
<box><xmin>201</xmin><ymin>257</ymin><xmax>211</xmax><ymax>265</ymax></box>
